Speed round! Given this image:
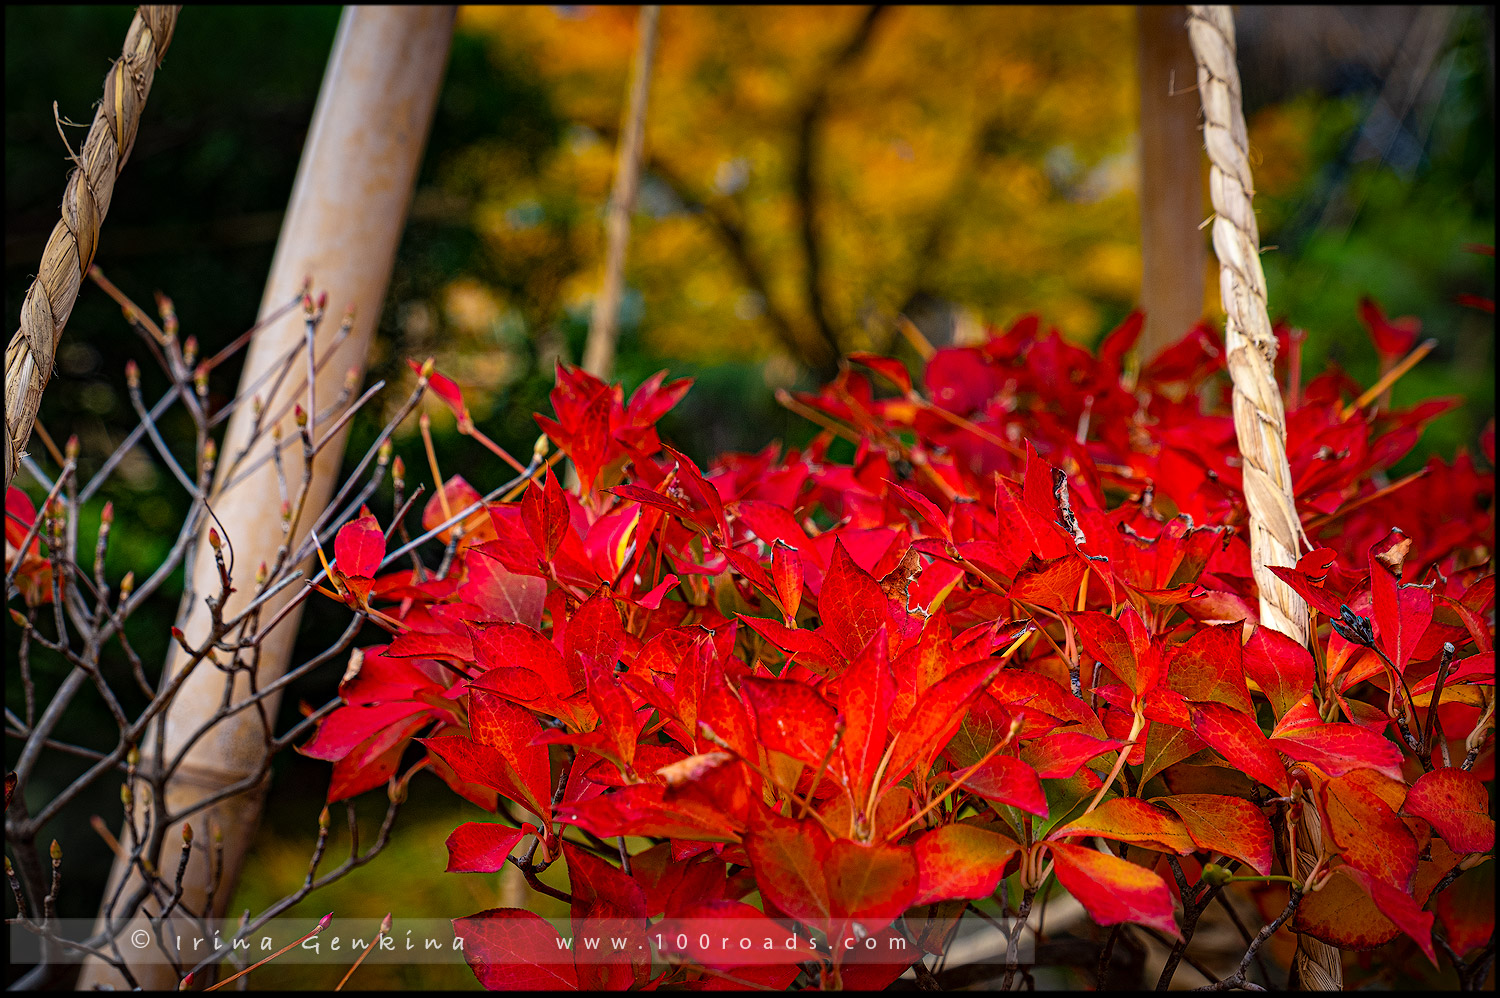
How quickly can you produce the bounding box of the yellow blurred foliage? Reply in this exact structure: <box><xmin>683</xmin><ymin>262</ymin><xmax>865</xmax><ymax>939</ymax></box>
<box><xmin>440</xmin><ymin>6</ymin><xmax>1271</xmax><ymax>371</ymax></box>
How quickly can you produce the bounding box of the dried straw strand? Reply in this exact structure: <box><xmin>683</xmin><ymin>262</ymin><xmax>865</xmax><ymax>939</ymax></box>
<box><xmin>1187</xmin><ymin>6</ymin><xmax>1341</xmax><ymax>991</ymax></box>
<box><xmin>4</xmin><ymin>6</ymin><xmax>180</xmax><ymax>491</ymax></box>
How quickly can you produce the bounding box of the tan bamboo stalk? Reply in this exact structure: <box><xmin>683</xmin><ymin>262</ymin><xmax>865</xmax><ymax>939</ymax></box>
<box><xmin>1137</xmin><ymin>5</ymin><xmax>1206</xmax><ymax>361</ymax></box>
<box><xmin>78</xmin><ymin>8</ymin><xmax>455</xmax><ymax>989</ymax></box>
<box><xmin>581</xmin><ymin>3</ymin><xmax>660</xmax><ymax>380</ymax></box>
<box><xmin>1186</xmin><ymin>6</ymin><xmax>1342</xmax><ymax>991</ymax></box>
<box><xmin>5</xmin><ymin>6</ymin><xmax>179</xmax><ymax>492</ymax></box>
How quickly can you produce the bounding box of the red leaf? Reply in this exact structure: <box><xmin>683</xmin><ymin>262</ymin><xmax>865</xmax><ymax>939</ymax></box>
<box><xmin>1009</xmin><ymin>556</ymin><xmax>1088</xmax><ymax>615</ymax></box>
<box><xmin>1241</xmin><ymin>625</ymin><xmax>1315</xmax><ymax>719</ymax></box>
<box><xmin>409</xmin><ymin>358</ymin><xmax>469</xmax><ymax>422</ymax></box>
<box><xmin>299</xmin><ymin>701</ymin><xmax>426</xmax><ymax>761</ymax></box>
<box><xmin>1403</xmin><ymin>768</ymin><xmax>1495</xmax><ymax>854</ymax></box>
<box><xmin>1155</xmin><ymin>794</ymin><xmax>1274</xmax><ymax>875</ymax></box>
<box><xmin>819</xmin><ymin>539</ymin><xmax>888</xmax><ymax>660</ymax></box>
<box><xmin>744</xmin><ymin>813</ymin><xmax>832</xmax><ymax>927</ymax></box>
<box><xmin>1020</xmin><ymin>731</ymin><xmax>1127</xmax><ymax>779</ymax></box>
<box><xmin>1166</xmin><ymin>621</ymin><xmax>1252</xmax><ymax>712</ymax></box>
<box><xmin>452</xmin><ymin>908</ymin><xmax>578</xmax><ymax>990</ymax></box>
<box><xmin>1340</xmin><ymin>867</ymin><xmax>1437</xmax><ymax>965</ymax></box>
<box><xmin>565</xmin><ymin>590</ymin><xmax>625</xmax><ymax>687</ymax></box>
<box><xmin>333</xmin><ymin>508</ymin><xmax>384</xmax><ymax>580</ymax></box>
<box><xmin>1046</xmin><ymin>841</ymin><xmax>1178</xmax><ymax>936</ymax></box>
<box><xmin>1269</xmin><ymin>721</ymin><xmax>1404</xmax><ymax>781</ymax></box>
<box><xmin>423</xmin><ymin>724</ymin><xmax>552</xmax><ymax>828</ymax></box>
<box><xmin>840</xmin><ymin>629</ymin><xmax>896</xmax><ymax>808</ymax></box>
<box><xmin>825</xmin><ymin>837</ymin><xmax>920</xmax><ymax>942</ymax></box>
<box><xmin>655</xmin><ymin>900</ymin><xmax>805</xmax><ymax>968</ymax></box>
<box><xmin>1265</xmin><ymin>564</ymin><xmax>1346</xmax><ymax>619</ymax></box>
<box><xmin>445</xmin><ymin>822</ymin><xmax>533</xmax><ymax>873</ymax></box>
<box><xmin>1051</xmin><ymin>797</ymin><xmax>1196</xmax><ymax>855</ymax></box>
<box><xmin>1357</xmin><ymin>297</ymin><xmax>1422</xmax><ymax>360</ymax></box>
<box><xmin>1189</xmin><ymin>702</ymin><xmax>1288</xmax><ymax>795</ymax></box>
<box><xmin>912</xmin><ymin>823</ymin><xmax>1022</xmax><ymax>905</ymax></box>
<box><xmin>1369</xmin><ymin>529</ymin><xmax>1432</xmax><ymax>673</ymax></box>
<box><xmin>1319</xmin><ymin>772</ymin><xmax>1418</xmax><ymax>891</ymax></box>
<box><xmin>459</xmin><ymin>550</ymin><xmax>547</xmax><ymax>627</ymax></box>
<box><xmin>557</xmin><ymin>782</ymin><xmax>744</xmax><ymax>843</ymax></box>
<box><xmin>1073</xmin><ymin>607</ymin><xmax>1158</xmax><ymax>696</ymax></box>
<box><xmin>848</xmin><ymin>352</ymin><xmax>913</xmax><ymax>394</ymax></box>
<box><xmin>889</xmin><ymin>482</ymin><xmax>952</xmax><ymax>541</ymax></box>
<box><xmin>771</xmin><ymin>539</ymin><xmax>803</xmax><ymax>621</ymax></box>
<box><xmin>885</xmin><ymin>660</ymin><xmax>1003</xmax><ymax>789</ymax></box>
<box><xmin>739</xmin><ymin>676</ymin><xmax>839</xmax><ymax>769</ymax></box>
<box><xmin>960</xmin><ymin>754</ymin><xmax>1047</xmax><ymax>816</ymax></box>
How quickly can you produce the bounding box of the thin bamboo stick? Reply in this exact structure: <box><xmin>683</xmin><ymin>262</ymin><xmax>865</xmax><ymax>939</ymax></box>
<box><xmin>77</xmin><ymin>9</ymin><xmax>455</xmax><ymax>989</ymax></box>
<box><xmin>581</xmin><ymin>4</ymin><xmax>661</xmax><ymax>380</ymax></box>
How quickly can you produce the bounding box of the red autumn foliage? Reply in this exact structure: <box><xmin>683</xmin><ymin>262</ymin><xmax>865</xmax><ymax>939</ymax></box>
<box><xmin>307</xmin><ymin>303</ymin><xmax>1494</xmax><ymax>990</ymax></box>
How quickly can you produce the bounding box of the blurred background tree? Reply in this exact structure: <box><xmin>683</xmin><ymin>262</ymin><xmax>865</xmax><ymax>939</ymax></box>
<box><xmin>5</xmin><ymin>5</ymin><xmax>1492</xmax><ymax>988</ymax></box>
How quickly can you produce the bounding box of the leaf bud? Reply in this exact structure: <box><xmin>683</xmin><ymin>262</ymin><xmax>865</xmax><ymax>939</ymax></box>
<box><xmin>154</xmin><ymin>291</ymin><xmax>177</xmax><ymax>332</ymax></box>
<box><xmin>344</xmin><ymin>366</ymin><xmax>359</xmax><ymax>393</ymax></box>
<box><xmin>391</xmin><ymin>455</ymin><xmax>405</xmax><ymax>483</ymax></box>
<box><xmin>125</xmin><ymin>359</ymin><xmax>140</xmax><ymax>389</ymax></box>
<box><xmin>194</xmin><ymin>364</ymin><xmax>209</xmax><ymax>397</ymax></box>
<box><xmin>302</xmin><ymin>292</ymin><xmax>315</xmax><ymax>316</ymax></box>
<box><xmin>533</xmin><ymin>434</ymin><xmax>550</xmax><ymax>459</ymax></box>
<box><xmin>119</xmin><ymin>571</ymin><xmax>135</xmax><ymax>600</ymax></box>
<box><xmin>126</xmin><ymin>745</ymin><xmax>140</xmax><ymax>768</ymax></box>
<box><xmin>65</xmin><ymin>434</ymin><xmax>80</xmax><ymax>461</ymax></box>
<box><xmin>100</xmin><ymin>501</ymin><xmax>114</xmax><ymax>526</ymax></box>
<box><xmin>207</xmin><ymin>528</ymin><xmax>221</xmax><ymax>551</ymax></box>
<box><xmin>379</xmin><ymin>912</ymin><xmax>392</xmax><ymax>935</ymax></box>
<box><xmin>202</xmin><ymin>439</ymin><xmax>217</xmax><ymax>466</ymax></box>
<box><xmin>316</xmin><ymin>911</ymin><xmax>334</xmax><ymax>932</ymax></box>
<box><xmin>255</xmin><ymin>561</ymin><xmax>269</xmax><ymax>585</ymax></box>
<box><xmin>1200</xmin><ymin>863</ymin><xmax>1233</xmax><ymax>887</ymax></box>
<box><xmin>121</xmin><ymin>783</ymin><xmax>133</xmax><ymax>807</ymax></box>
<box><xmin>50</xmin><ymin>839</ymin><xmax>61</xmax><ymax>863</ymax></box>
<box><xmin>280</xmin><ymin>500</ymin><xmax>292</xmax><ymax>523</ymax></box>
<box><xmin>178</xmin><ymin>972</ymin><xmax>193</xmax><ymax>991</ymax></box>
<box><xmin>378</xmin><ymin>438</ymin><xmax>393</xmax><ymax>465</ymax></box>
<box><xmin>419</xmin><ymin>357</ymin><xmax>435</xmax><ymax>380</ymax></box>
<box><xmin>318</xmin><ymin>805</ymin><xmax>330</xmax><ymax>831</ymax></box>
<box><xmin>294</xmin><ymin>404</ymin><xmax>308</xmax><ymax>428</ymax></box>
<box><xmin>182</xmin><ymin>336</ymin><xmax>198</xmax><ymax>367</ymax></box>
<box><xmin>316</xmin><ymin>291</ymin><xmax>329</xmax><ymax>313</ymax></box>
<box><xmin>182</xmin><ymin>823</ymin><xmax>193</xmax><ymax>845</ymax></box>
<box><xmin>10</xmin><ymin>609</ymin><xmax>27</xmax><ymax>628</ymax></box>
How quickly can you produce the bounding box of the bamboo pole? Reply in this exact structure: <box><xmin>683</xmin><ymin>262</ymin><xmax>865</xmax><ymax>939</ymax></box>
<box><xmin>78</xmin><ymin>8</ymin><xmax>455</xmax><ymax>989</ymax></box>
<box><xmin>5</xmin><ymin>6</ymin><xmax>179</xmax><ymax>492</ymax></box>
<box><xmin>1186</xmin><ymin>6</ymin><xmax>1341</xmax><ymax>991</ymax></box>
<box><xmin>1137</xmin><ymin>5</ymin><xmax>1206</xmax><ymax>360</ymax></box>
<box><xmin>581</xmin><ymin>4</ymin><xmax>660</xmax><ymax>380</ymax></box>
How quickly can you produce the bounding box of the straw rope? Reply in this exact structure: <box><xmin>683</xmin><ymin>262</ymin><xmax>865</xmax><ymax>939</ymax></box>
<box><xmin>1187</xmin><ymin>6</ymin><xmax>1341</xmax><ymax>991</ymax></box>
<box><xmin>4</xmin><ymin>6</ymin><xmax>180</xmax><ymax>491</ymax></box>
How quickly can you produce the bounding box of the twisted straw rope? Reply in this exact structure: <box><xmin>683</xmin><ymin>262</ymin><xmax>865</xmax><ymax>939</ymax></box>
<box><xmin>1187</xmin><ymin>6</ymin><xmax>1341</xmax><ymax>991</ymax></box>
<box><xmin>4</xmin><ymin>6</ymin><xmax>180</xmax><ymax>491</ymax></box>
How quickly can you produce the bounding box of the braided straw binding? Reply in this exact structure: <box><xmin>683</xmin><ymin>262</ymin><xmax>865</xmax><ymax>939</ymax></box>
<box><xmin>4</xmin><ymin>6</ymin><xmax>180</xmax><ymax>491</ymax></box>
<box><xmin>1186</xmin><ymin>6</ymin><xmax>1341</xmax><ymax>991</ymax></box>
